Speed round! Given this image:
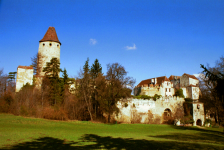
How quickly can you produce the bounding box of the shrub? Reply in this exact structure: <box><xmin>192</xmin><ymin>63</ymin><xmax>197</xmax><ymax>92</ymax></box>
<box><xmin>175</xmin><ymin>89</ymin><xmax>185</xmax><ymax>98</ymax></box>
<box><xmin>205</xmin><ymin>119</ymin><xmax>212</xmax><ymax>124</ymax></box>
<box><xmin>153</xmin><ymin>94</ymin><xmax>162</xmax><ymax>101</ymax></box>
<box><xmin>181</xmin><ymin>115</ymin><xmax>194</xmax><ymax>124</ymax></box>
<box><xmin>134</xmin><ymin>95</ymin><xmax>151</xmax><ymax>100</ymax></box>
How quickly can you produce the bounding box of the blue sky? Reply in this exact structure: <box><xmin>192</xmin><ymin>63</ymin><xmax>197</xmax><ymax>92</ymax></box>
<box><xmin>0</xmin><ymin>0</ymin><xmax>223</xmax><ymax>86</ymax></box>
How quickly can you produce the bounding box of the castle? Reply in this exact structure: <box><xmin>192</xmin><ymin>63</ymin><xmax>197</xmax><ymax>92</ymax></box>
<box><xmin>134</xmin><ymin>73</ymin><xmax>200</xmax><ymax>100</ymax></box>
<box><xmin>15</xmin><ymin>27</ymin><xmax>205</xmax><ymax>126</ymax></box>
<box><xmin>16</xmin><ymin>27</ymin><xmax>61</xmax><ymax>92</ymax></box>
<box><xmin>115</xmin><ymin>74</ymin><xmax>204</xmax><ymax>126</ymax></box>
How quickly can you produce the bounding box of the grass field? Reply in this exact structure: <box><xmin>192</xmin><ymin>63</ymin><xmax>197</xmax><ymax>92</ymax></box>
<box><xmin>0</xmin><ymin>114</ymin><xmax>223</xmax><ymax>150</ymax></box>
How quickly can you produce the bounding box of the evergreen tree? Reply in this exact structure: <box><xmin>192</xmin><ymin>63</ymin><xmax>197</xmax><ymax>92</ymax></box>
<box><xmin>62</xmin><ymin>68</ymin><xmax>69</xmax><ymax>85</ymax></box>
<box><xmin>61</xmin><ymin>68</ymin><xmax>69</xmax><ymax>102</ymax></box>
<box><xmin>8</xmin><ymin>72</ymin><xmax>17</xmax><ymax>82</ymax></box>
<box><xmin>90</xmin><ymin>59</ymin><xmax>102</xmax><ymax>119</ymax></box>
<box><xmin>90</xmin><ymin>59</ymin><xmax>102</xmax><ymax>79</ymax></box>
<box><xmin>43</xmin><ymin>58</ymin><xmax>62</xmax><ymax>105</ymax></box>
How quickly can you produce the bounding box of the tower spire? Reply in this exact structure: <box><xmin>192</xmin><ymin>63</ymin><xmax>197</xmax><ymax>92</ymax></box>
<box><xmin>39</xmin><ymin>27</ymin><xmax>61</xmax><ymax>45</ymax></box>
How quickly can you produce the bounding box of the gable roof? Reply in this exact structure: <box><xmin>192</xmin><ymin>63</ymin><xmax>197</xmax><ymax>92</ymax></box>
<box><xmin>183</xmin><ymin>73</ymin><xmax>198</xmax><ymax>80</ymax></box>
<box><xmin>39</xmin><ymin>27</ymin><xmax>61</xmax><ymax>45</ymax></box>
<box><xmin>137</xmin><ymin>76</ymin><xmax>169</xmax><ymax>87</ymax></box>
<box><xmin>17</xmin><ymin>66</ymin><xmax>33</xmax><ymax>69</ymax></box>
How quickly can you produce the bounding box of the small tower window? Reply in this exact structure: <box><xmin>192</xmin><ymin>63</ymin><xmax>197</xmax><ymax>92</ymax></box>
<box><xmin>49</xmin><ymin>43</ymin><xmax>52</xmax><ymax>46</ymax></box>
<box><xmin>57</xmin><ymin>44</ymin><xmax>59</xmax><ymax>47</ymax></box>
<box><xmin>43</xmin><ymin>43</ymin><xmax>45</xmax><ymax>46</ymax></box>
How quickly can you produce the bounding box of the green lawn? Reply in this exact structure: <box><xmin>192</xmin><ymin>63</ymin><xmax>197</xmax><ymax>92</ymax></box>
<box><xmin>0</xmin><ymin>114</ymin><xmax>223</xmax><ymax>150</ymax></box>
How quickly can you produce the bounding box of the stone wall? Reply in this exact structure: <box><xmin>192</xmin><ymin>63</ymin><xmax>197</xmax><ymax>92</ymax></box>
<box><xmin>114</xmin><ymin>97</ymin><xmax>185</xmax><ymax>124</ymax></box>
<box><xmin>16</xmin><ymin>66</ymin><xmax>33</xmax><ymax>92</ymax></box>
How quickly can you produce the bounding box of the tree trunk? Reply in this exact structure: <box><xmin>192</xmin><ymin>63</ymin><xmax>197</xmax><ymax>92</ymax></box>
<box><xmin>83</xmin><ymin>90</ymin><xmax>93</xmax><ymax>121</ymax></box>
<box><xmin>108</xmin><ymin>113</ymin><xmax>110</xmax><ymax>123</ymax></box>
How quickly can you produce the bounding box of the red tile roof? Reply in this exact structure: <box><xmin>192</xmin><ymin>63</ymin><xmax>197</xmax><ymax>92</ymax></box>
<box><xmin>183</xmin><ymin>73</ymin><xmax>198</xmax><ymax>80</ymax></box>
<box><xmin>137</xmin><ymin>76</ymin><xmax>169</xmax><ymax>87</ymax></box>
<box><xmin>17</xmin><ymin>66</ymin><xmax>33</xmax><ymax>69</ymax></box>
<box><xmin>39</xmin><ymin>27</ymin><xmax>61</xmax><ymax>45</ymax></box>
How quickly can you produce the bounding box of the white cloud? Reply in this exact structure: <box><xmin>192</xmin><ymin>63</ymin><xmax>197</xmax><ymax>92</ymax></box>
<box><xmin>125</xmin><ymin>44</ymin><xmax>137</xmax><ymax>50</ymax></box>
<box><xmin>90</xmin><ymin>38</ymin><xmax>97</xmax><ymax>45</ymax></box>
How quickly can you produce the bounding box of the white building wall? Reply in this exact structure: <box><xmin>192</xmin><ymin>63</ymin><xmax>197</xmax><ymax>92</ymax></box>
<box><xmin>38</xmin><ymin>41</ymin><xmax>60</xmax><ymax>76</ymax></box>
<box><xmin>189</xmin><ymin>78</ymin><xmax>199</xmax><ymax>86</ymax></box>
<box><xmin>16</xmin><ymin>67</ymin><xmax>33</xmax><ymax>92</ymax></box>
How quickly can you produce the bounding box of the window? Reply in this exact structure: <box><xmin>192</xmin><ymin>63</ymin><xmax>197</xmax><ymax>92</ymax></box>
<box><xmin>169</xmin><ymin>88</ymin><xmax>171</xmax><ymax>92</ymax></box>
<box><xmin>43</xmin><ymin>43</ymin><xmax>45</xmax><ymax>46</ymax></box>
<box><xmin>57</xmin><ymin>44</ymin><xmax>59</xmax><ymax>47</ymax></box>
<box><xmin>166</xmin><ymin>88</ymin><xmax>167</xmax><ymax>92</ymax></box>
<box><xmin>49</xmin><ymin>43</ymin><xmax>52</xmax><ymax>46</ymax></box>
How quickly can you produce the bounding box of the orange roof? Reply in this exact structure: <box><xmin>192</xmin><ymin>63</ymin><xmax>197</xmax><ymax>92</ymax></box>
<box><xmin>183</xmin><ymin>73</ymin><xmax>198</xmax><ymax>80</ymax></box>
<box><xmin>137</xmin><ymin>76</ymin><xmax>169</xmax><ymax>87</ymax></box>
<box><xmin>39</xmin><ymin>27</ymin><xmax>61</xmax><ymax>45</ymax></box>
<box><xmin>18</xmin><ymin>66</ymin><xmax>33</xmax><ymax>69</ymax></box>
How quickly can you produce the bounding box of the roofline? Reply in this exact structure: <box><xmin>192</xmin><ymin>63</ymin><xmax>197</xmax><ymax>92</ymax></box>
<box><xmin>39</xmin><ymin>40</ymin><xmax>61</xmax><ymax>45</ymax></box>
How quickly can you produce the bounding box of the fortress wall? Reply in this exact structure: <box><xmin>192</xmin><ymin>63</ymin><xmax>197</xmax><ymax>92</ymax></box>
<box><xmin>16</xmin><ymin>66</ymin><xmax>33</xmax><ymax>92</ymax></box>
<box><xmin>115</xmin><ymin>97</ymin><xmax>185</xmax><ymax>124</ymax></box>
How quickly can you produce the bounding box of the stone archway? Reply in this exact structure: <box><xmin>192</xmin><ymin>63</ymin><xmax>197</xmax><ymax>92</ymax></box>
<box><xmin>163</xmin><ymin>108</ymin><xmax>173</xmax><ymax>124</ymax></box>
<box><xmin>196</xmin><ymin>119</ymin><xmax>202</xmax><ymax>126</ymax></box>
<box><xmin>164</xmin><ymin>108</ymin><xmax>171</xmax><ymax>117</ymax></box>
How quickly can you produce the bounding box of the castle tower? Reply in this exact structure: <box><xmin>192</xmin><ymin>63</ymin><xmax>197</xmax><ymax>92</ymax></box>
<box><xmin>38</xmin><ymin>27</ymin><xmax>61</xmax><ymax>76</ymax></box>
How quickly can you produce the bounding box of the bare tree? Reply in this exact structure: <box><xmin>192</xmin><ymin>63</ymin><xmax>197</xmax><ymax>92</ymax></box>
<box><xmin>200</xmin><ymin>56</ymin><xmax>224</xmax><ymax>125</ymax></box>
<box><xmin>0</xmin><ymin>68</ymin><xmax>7</xmax><ymax>96</ymax></box>
<box><xmin>75</xmin><ymin>58</ymin><xmax>94</xmax><ymax>121</ymax></box>
<box><xmin>96</xmin><ymin>63</ymin><xmax>135</xmax><ymax>123</ymax></box>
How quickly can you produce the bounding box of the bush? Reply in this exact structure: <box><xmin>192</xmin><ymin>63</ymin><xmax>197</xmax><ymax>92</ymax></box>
<box><xmin>175</xmin><ymin>89</ymin><xmax>185</xmax><ymax>98</ymax></box>
<box><xmin>133</xmin><ymin>95</ymin><xmax>151</xmax><ymax>100</ymax></box>
<box><xmin>181</xmin><ymin>115</ymin><xmax>194</xmax><ymax>124</ymax></box>
<box><xmin>205</xmin><ymin>119</ymin><xmax>212</xmax><ymax>124</ymax></box>
<box><xmin>153</xmin><ymin>94</ymin><xmax>162</xmax><ymax>101</ymax></box>
<box><xmin>42</xmin><ymin>106</ymin><xmax>68</xmax><ymax>121</ymax></box>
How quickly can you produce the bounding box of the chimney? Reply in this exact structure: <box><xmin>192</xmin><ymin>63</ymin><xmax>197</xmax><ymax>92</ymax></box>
<box><xmin>155</xmin><ymin>78</ymin><xmax>157</xmax><ymax>84</ymax></box>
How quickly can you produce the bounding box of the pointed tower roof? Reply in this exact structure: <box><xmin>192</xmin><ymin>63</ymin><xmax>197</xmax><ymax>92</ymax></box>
<box><xmin>39</xmin><ymin>27</ymin><xmax>61</xmax><ymax>45</ymax></box>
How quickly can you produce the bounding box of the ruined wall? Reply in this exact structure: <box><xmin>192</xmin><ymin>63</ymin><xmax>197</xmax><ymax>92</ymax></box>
<box><xmin>38</xmin><ymin>41</ymin><xmax>60</xmax><ymax>76</ymax></box>
<box><xmin>114</xmin><ymin>97</ymin><xmax>185</xmax><ymax>124</ymax></box>
<box><xmin>16</xmin><ymin>66</ymin><xmax>33</xmax><ymax>92</ymax></box>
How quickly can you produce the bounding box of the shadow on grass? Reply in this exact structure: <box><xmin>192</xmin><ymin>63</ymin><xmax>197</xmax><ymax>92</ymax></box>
<box><xmin>171</xmin><ymin>125</ymin><xmax>224</xmax><ymax>135</ymax></box>
<box><xmin>1</xmin><ymin>134</ymin><xmax>223</xmax><ymax>150</ymax></box>
<box><xmin>149</xmin><ymin>132</ymin><xmax>224</xmax><ymax>145</ymax></box>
